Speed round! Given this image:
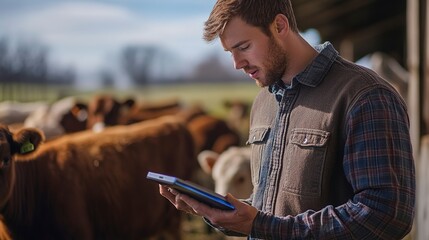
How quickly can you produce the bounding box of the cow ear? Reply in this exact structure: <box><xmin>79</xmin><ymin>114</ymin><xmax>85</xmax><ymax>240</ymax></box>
<box><xmin>12</xmin><ymin>128</ymin><xmax>45</xmax><ymax>155</ymax></box>
<box><xmin>197</xmin><ymin>150</ymin><xmax>219</xmax><ymax>174</ymax></box>
<box><xmin>71</xmin><ymin>103</ymin><xmax>88</xmax><ymax>122</ymax></box>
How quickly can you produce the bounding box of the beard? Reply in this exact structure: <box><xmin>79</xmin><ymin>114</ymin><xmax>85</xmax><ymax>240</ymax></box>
<box><xmin>256</xmin><ymin>37</ymin><xmax>288</xmax><ymax>88</ymax></box>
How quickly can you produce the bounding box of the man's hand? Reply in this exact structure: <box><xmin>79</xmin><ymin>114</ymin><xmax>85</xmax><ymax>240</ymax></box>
<box><xmin>159</xmin><ymin>184</ymin><xmax>258</xmax><ymax>235</ymax></box>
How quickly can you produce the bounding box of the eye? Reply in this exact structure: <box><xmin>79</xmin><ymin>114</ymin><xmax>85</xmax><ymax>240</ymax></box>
<box><xmin>237</xmin><ymin>44</ymin><xmax>250</xmax><ymax>51</ymax></box>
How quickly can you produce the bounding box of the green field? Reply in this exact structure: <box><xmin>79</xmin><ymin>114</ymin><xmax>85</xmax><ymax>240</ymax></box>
<box><xmin>99</xmin><ymin>82</ymin><xmax>259</xmax><ymax>117</ymax></box>
<box><xmin>1</xmin><ymin>82</ymin><xmax>260</xmax><ymax>118</ymax></box>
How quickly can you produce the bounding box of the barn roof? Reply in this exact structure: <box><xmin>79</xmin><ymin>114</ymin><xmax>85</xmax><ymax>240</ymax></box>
<box><xmin>292</xmin><ymin>0</ymin><xmax>406</xmax><ymax>66</ymax></box>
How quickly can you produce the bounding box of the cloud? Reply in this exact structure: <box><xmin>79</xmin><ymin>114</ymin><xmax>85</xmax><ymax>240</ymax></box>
<box><xmin>0</xmin><ymin>1</ymin><xmax>219</xmax><ymax>88</ymax></box>
<box><xmin>0</xmin><ymin>0</ymin><xmax>320</xmax><ymax>89</ymax></box>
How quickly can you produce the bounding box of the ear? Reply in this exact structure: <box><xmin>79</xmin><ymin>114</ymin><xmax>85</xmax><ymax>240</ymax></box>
<box><xmin>71</xmin><ymin>103</ymin><xmax>88</xmax><ymax>122</ymax></box>
<box><xmin>12</xmin><ymin>128</ymin><xmax>45</xmax><ymax>155</ymax></box>
<box><xmin>273</xmin><ymin>14</ymin><xmax>289</xmax><ymax>35</ymax></box>
<box><xmin>197</xmin><ymin>150</ymin><xmax>219</xmax><ymax>174</ymax></box>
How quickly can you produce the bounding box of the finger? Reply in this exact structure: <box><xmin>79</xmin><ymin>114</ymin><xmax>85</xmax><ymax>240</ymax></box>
<box><xmin>168</xmin><ymin>187</ymin><xmax>180</xmax><ymax>195</ymax></box>
<box><xmin>159</xmin><ymin>186</ymin><xmax>197</xmax><ymax>214</ymax></box>
<box><xmin>179</xmin><ymin>194</ymin><xmax>212</xmax><ymax>216</ymax></box>
<box><xmin>159</xmin><ymin>185</ymin><xmax>178</xmax><ymax>205</ymax></box>
<box><xmin>159</xmin><ymin>185</ymin><xmax>173</xmax><ymax>197</ymax></box>
<box><xmin>169</xmin><ymin>189</ymin><xmax>195</xmax><ymax>212</ymax></box>
<box><xmin>174</xmin><ymin>193</ymin><xmax>194</xmax><ymax>211</ymax></box>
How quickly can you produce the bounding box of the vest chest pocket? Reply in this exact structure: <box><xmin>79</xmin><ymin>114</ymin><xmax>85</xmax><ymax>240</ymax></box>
<box><xmin>247</xmin><ymin>126</ymin><xmax>270</xmax><ymax>186</ymax></box>
<box><xmin>282</xmin><ymin>128</ymin><xmax>330</xmax><ymax>197</ymax></box>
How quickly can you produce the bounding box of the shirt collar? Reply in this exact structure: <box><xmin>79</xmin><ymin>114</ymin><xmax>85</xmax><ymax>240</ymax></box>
<box><xmin>268</xmin><ymin>41</ymin><xmax>338</xmax><ymax>100</ymax></box>
<box><xmin>268</xmin><ymin>80</ymin><xmax>287</xmax><ymax>102</ymax></box>
<box><xmin>294</xmin><ymin>41</ymin><xmax>338</xmax><ymax>87</ymax></box>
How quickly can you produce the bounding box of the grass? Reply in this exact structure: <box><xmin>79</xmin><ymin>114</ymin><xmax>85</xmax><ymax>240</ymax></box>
<box><xmin>86</xmin><ymin>82</ymin><xmax>259</xmax><ymax>117</ymax></box>
<box><xmin>1</xmin><ymin>81</ymin><xmax>260</xmax><ymax>117</ymax></box>
<box><xmin>36</xmin><ymin>82</ymin><xmax>261</xmax><ymax>117</ymax></box>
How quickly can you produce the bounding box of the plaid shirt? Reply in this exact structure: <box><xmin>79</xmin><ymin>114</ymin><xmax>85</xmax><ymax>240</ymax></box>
<box><xmin>249</xmin><ymin>43</ymin><xmax>415</xmax><ymax>239</ymax></box>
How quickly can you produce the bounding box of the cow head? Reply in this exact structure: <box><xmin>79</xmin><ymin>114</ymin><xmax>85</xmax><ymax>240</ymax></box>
<box><xmin>87</xmin><ymin>95</ymin><xmax>136</xmax><ymax>132</ymax></box>
<box><xmin>59</xmin><ymin>102</ymin><xmax>88</xmax><ymax>134</ymax></box>
<box><xmin>198</xmin><ymin>146</ymin><xmax>252</xmax><ymax>199</ymax></box>
<box><xmin>0</xmin><ymin>125</ymin><xmax>44</xmax><ymax>207</ymax></box>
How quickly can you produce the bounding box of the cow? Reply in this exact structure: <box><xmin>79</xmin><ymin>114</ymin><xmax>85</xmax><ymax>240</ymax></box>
<box><xmin>121</xmin><ymin>98</ymin><xmax>183</xmax><ymax>125</ymax></box>
<box><xmin>85</xmin><ymin>96</ymin><xmax>240</xmax><ymax>156</ymax></box>
<box><xmin>223</xmin><ymin>99</ymin><xmax>251</xmax><ymax>145</ymax></box>
<box><xmin>84</xmin><ymin>96</ymin><xmax>240</xmax><ymax>193</ymax></box>
<box><xmin>86</xmin><ymin>95</ymin><xmax>182</xmax><ymax>132</ymax></box>
<box><xmin>175</xmin><ymin>104</ymin><xmax>241</xmax><ymax>155</ymax></box>
<box><xmin>0</xmin><ymin>101</ymin><xmax>48</xmax><ymax>125</ymax></box>
<box><xmin>23</xmin><ymin>97</ymin><xmax>88</xmax><ymax>139</ymax></box>
<box><xmin>86</xmin><ymin>94</ymin><xmax>135</xmax><ymax>132</ymax></box>
<box><xmin>198</xmin><ymin>146</ymin><xmax>252</xmax><ymax>200</ymax></box>
<box><xmin>0</xmin><ymin>116</ymin><xmax>196</xmax><ymax>239</ymax></box>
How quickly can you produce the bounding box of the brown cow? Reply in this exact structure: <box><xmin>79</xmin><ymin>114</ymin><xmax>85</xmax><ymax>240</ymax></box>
<box><xmin>0</xmin><ymin>116</ymin><xmax>196</xmax><ymax>239</ymax></box>
<box><xmin>175</xmin><ymin>106</ymin><xmax>241</xmax><ymax>203</ymax></box>
<box><xmin>86</xmin><ymin>96</ymin><xmax>239</xmax><ymax>155</ymax></box>
<box><xmin>185</xmin><ymin>111</ymin><xmax>241</xmax><ymax>154</ymax></box>
<box><xmin>120</xmin><ymin>98</ymin><xmax>183</xmax><ymax>125</ymax></box>
<box><xmin>223</xmin><ymin>99</ymin><xmax>251</xmax><ymax>145</ymax></box>
<box><xmin>86</xmin><ymin>95</ymin><xmax>184</xmax><ymax>132</ymax></box>
<box><xmin>86</xmin><ymin>94</ymin><xmax>135</xmax><ymax>131</ymax></box>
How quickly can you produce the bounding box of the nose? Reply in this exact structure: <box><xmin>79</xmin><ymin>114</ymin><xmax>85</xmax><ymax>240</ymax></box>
<box><xmin>232</xmin><ymin>52</ymin><xmax>246</xmax><ymax>70</ymax></box>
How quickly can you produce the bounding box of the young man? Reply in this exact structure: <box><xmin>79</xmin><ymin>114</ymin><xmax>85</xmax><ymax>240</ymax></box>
<box><xmin>160</xmin><ymin>0</ymin><xmax>415</xmax><ymax>239</ymax></box>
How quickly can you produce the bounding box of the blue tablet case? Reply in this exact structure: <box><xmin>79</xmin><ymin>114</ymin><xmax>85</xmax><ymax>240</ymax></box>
<box><xmin>146</xmin><ymin>171</ymin><xmax>235</xmax><ymax>211</ymax></box>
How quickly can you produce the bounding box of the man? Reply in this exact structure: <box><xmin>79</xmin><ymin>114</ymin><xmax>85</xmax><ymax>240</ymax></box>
<box><xmin>160</xmin><ymin>0</ymin><xmax>415</xmax><ymax>239</ymax></box>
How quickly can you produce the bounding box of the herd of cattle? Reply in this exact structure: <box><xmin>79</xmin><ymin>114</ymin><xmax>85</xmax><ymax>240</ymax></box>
<box><xmin>0</xmin><ymin>95</ymin><xmax>253</xmax><ymax>239</ymax></box>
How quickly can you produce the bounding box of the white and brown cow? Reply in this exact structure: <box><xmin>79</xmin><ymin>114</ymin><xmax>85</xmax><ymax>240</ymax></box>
<box><xmin>0</xmin><ymin>116</ymin><xmax>196</xmax><ymax>239</ymax></box>
<box><xmin>0</xmin><ymin>100</ymin><xmax>48</xmax><ymax>125</ymax></box>
<box><xmin>198</xmin><ymin>146</ymin><xmax>252</xmax><ymax>199</ymax></box>
<box><xmin>23</xmin><ymin>97</ymin><xmax>88</xmax><ymax>139</ymax></box>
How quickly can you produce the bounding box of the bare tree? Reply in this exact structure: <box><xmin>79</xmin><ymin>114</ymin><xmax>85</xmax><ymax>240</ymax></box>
<box><xmin>0</xmin><ymin>38</ymin><xmax>11</xmax><ymax>98</ymax></box>
<box><xmin>0</xmin><ymin>38</ymin><xmax>75</xmax><ymax>84</ymax></box>
<box><xmin>189</xmin><ymin>53</ymin><xmax>245</xmax><ymax>83</ymax></box>
<box><xmin>12</xmin><ymin>41</ymin><xmax>48</xmax><ymax>84</ymax></box>
<box><xmin>0</xmin><ymin>37</ymin><xmax>76</xmax><ymax>101</ymax></box>
<box><xmin>121</xmin><ymin>45</ymin><xmax>159</xmax><ymax>86</ymax></box>
<box><xmin>99</xmin><ymin>68</ymin><xmax>115</xmax><ymax>88</ymax></box>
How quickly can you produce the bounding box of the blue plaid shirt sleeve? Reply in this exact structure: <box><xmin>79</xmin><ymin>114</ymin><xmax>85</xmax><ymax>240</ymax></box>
<box><xmin>250</xmin><ymin>88</ymin><xmax>416</xmax><ymax>239</ymax></box>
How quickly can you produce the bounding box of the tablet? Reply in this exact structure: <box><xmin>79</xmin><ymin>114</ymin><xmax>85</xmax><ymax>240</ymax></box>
<box><xmin>146</xmin><ymin>171</ymin><xmax>235</xmax><ymax>211</ymax></box>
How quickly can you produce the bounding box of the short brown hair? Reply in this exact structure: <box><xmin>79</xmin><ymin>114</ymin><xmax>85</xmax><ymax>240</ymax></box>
<box><xmin>203</xmin><ymin>0</ymin><xmax>299</xmax><ymax>42</ymax></box>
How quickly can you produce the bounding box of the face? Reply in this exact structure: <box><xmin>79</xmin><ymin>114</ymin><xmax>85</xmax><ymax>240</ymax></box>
<box><xmin>220</xmin><ymin>17</ymin><xmax>289</xmax><ymax>87</ymax></box>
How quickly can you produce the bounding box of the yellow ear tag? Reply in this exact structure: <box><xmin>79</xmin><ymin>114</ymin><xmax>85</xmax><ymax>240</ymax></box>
<box><xmin>20</xmin><ymin>141</ymin><xmax>35</xmax><ymax>154</ymax></box>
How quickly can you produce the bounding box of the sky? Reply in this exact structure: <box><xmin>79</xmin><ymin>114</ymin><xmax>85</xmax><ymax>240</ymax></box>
<box><xmin>0</xmin><ymin>0</ymin><xmax>321</xmax><ymax>89</ymax></box>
